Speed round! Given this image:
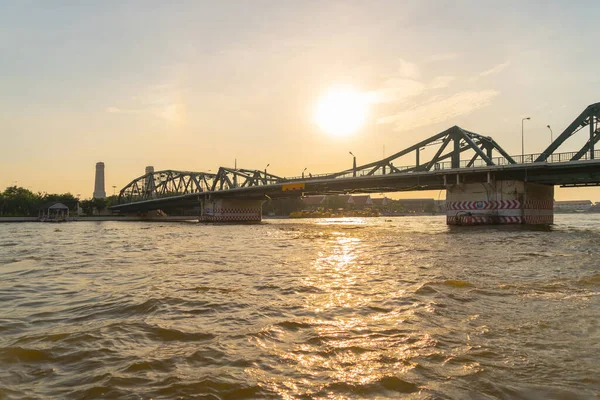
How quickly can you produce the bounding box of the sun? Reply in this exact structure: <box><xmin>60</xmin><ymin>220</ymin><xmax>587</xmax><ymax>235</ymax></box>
<box><xmin>315</xmin><ymin>87</ymin><xmax>369</xmax><ymax>136</ymax></box>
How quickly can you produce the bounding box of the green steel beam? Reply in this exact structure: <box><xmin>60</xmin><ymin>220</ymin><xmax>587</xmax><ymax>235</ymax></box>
<box><xmin>536</xmin><ymin>102</ymin><xmax>600</xmax><ymax>162</ymax></box>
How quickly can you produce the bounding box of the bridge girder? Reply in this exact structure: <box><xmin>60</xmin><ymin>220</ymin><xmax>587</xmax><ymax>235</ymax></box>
<box><xmin>536</xmin><ymin>102</ymin><xmax>600</xmax><ymax>162</ymax></box>
<box><xmin>211</xmin><ymin>167</ymin><xmax>282</xmax><ymax>191</ymax></box>
<box><xmin>117</xmin><ymin>168</ymin><xmax>284</xmax><ymax>205</ymax></box>
<box><xmin>118</xmin><ymin>170</ymin><xmax>217</xmax><ymax>204</ymax></box>
<box><xmin>322</xmin><ymin>125</ymin><xmax>516</xmax><ymax>179</ymax></box>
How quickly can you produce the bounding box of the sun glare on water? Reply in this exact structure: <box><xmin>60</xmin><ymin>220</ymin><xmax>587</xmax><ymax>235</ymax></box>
<box><xmin>315</xmin><ymin>87</ymin><xmax>369</xmax><ymax>136</ymax></box>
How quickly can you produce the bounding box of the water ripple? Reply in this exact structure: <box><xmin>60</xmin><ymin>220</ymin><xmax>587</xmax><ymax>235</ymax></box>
<box><xmin>0</xmin><ymin>216</ymin><xmax>599</xmax><ymax>398</ymax></box>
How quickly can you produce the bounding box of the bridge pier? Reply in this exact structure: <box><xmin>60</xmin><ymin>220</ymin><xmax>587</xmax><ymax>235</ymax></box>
<box><xmin>446</xmin><ymin>180</ymin><xmax>553</xmax><ymax>225</ymax></box>
<box><xmin>200</xmin><ymin>198</ymin><xmax>263</xmax><ymax>223</ymax></box>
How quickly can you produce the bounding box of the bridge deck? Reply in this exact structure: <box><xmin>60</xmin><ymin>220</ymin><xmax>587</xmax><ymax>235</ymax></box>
<box><xmin>111</xmin><ymin>159</ymin><xmax>600</xmax><ymax>212</ymax></box>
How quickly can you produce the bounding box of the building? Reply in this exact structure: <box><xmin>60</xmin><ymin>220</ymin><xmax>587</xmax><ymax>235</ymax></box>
<box><xmin>144</xmin><ymin>166</ymin><xmax>156</xmax><ymax>196</ymax></box>
<box><xmin>301</xmin><ymin>194</ymin><xmax>374</xmax><ymax>211</ymax></box>
<box><xmin>93</xmin><ymin>162</ymin><xmax>106</xmax><ymax>199</ymax></box>
<box><xmin>371</xmin><ymin>197</ymin><xmax>391</xmax><ymax>209</ymax></box>
<box><xmin>554</xmin><ymin>200</ymin><xmax>592</xmax><ymax>212</ymax></box>
<box><xmin>301</xmin><ymin>195</ymin><xmax>326</xmax><ymax>211</ymax></box>
<box><xmin>38</xmin><ymin>202</ymin><xmax>70</xmax><ymax>222</ymax></box>
<box><xmin>350</xmin><ymin>195</ymin><xmax>373</xmax><ymax>209</ymax></box>
<box><xmin>397</xmin><ymin>198</ymin><xmax>435</xmax><ymax>213</ymax></box>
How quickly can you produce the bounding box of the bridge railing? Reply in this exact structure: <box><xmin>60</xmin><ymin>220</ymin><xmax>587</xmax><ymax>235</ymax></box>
<box><xmin>281</xmin><ymin>149</ymin><xmax>600</xmax><ymax>181</ymax></box>
<box><xmin>501</xmin><ymin>150</ymin><xmax>600</xmax><ymax>165</ymax></box>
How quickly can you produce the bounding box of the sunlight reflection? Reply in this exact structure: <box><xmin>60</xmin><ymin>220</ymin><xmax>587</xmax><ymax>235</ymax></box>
<box><xmin>304</xmin><ymin>232</ymin><xmax>364</xmax><ymax>311</ymax></box>
<box><xmin>246</xmin><ymin>225</ymin><xmax>443</xmax><ymax>397</ymax></box>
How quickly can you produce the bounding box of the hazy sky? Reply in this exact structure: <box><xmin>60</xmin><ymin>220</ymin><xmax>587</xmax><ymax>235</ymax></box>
<box><xmin>1</xmin><ymin>1</ymin><xmax>599</xmax><ymax>200</ymax></box>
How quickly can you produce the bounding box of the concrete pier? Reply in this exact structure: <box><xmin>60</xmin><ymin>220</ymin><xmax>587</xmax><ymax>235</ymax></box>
<box><xmin>446</xmin><ymin>180</ymin><xmax>554</xmax><ymax>225</ymax></box>
<box><xmin>200</xmin><ymin>198</ymin><xmax>263</xmax><ymax>222</ymax></box>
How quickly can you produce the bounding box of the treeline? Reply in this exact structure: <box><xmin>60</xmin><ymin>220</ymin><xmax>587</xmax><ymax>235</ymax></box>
<box><xmin>0</xmin><ymin>186</ymin><xmax>117</xmax><ymax>217</ymax></box>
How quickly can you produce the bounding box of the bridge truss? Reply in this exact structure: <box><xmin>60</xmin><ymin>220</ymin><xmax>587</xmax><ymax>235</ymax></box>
<box><xmin>536</xmin><ymin>102</ymin><xmax>600</xmax><ymax>162</ymax></box>
<box><xmin>116</xmin><ymin>102</ymin><xmax>600</xmax><ymax>206</ymax></box>
<box><xmin>323</xmin><ymin>125</ymin><xmax>517</xmax><ymax>179</ymax></box>
<box><xmin>119</xmin><ymin>170</ymin><xmax>216</xmax><ymax>204</ymax></box>
<box><xmin>118</xmin><ymin>167</ymin><xmax>282</xmax><ymax>204</ymax></box>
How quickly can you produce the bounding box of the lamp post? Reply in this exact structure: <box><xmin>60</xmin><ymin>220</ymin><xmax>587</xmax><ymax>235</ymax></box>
<box><xmin>521</xmin><ymin>117</ymin><xmax>531</xmax><ymax>162</ymax></box>
<box><xmin>302</xmin><ymin>167</ymin><xmax>307</xmax><ymax>179</ymax></box>
<box><xmin>547</xmin><ymin>125</ymin><xmax>553</xmax><ymax>145</ymax></box>
<box><xmin>349</xmin><ymin>151</ymin><xmax>356</xmax><ymax>177</ymax></box>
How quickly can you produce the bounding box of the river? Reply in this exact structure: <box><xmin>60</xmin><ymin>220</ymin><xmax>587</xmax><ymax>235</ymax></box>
<box><xmin>0</xmin><ymin>215</ymin><xmax>599</xmax><ymax>399</ymax></box>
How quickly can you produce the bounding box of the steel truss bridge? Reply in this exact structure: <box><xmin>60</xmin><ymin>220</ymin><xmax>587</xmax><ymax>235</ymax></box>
<box><xmin>111</xmin><ymin>102</ymin><xmax>600</xmax><ymax>213</ymax></box>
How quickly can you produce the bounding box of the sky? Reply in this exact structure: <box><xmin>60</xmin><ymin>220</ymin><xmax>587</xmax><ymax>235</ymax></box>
<box><xmin>1</xmin><ymin>1</ymin><xmax>600</xmax><ymax>200</ymax></box>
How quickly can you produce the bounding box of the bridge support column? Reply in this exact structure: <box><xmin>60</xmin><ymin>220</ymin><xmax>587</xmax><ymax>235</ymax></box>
<box><xmin>446</xmin><ymin>180</ymin><xmax>553</xmax><ymax>225</ymax></box>
<box><xmin>200</xmin><ymin>198</ymin><xmax>263</xmax><ymax>223</ymax></box>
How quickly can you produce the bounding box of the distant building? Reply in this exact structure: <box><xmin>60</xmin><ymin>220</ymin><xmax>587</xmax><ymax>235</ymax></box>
<box><xmin>301</xmin><ymin>195</ymin><xmax>326</xmax><ymax>210</ymax></box>
<box><xmin>144</xmin><ymin>166</ymin><xmax>156</xmax><ymax>196</ymax></box>
<box><xmin>588</xmin><ymin>202</ymin><xmax>600</xmax><ymax>213</ymax></box>
<box><xmin>397</xmin><ymin>198</ymin><xmax>435</xmax><ymax>213</ymax></box>
<box><xmin>301</xmin><ymin>194</ymin><xmax>374</xmax><ymax>211</ymax></box>
<box><xmin>554</xmin><ymin>200</ymin><xmax>592</xmax><ymax>212</ymax></box>
<box><xmin>338</xmin><ymin>195</ymin><xmax>353</xmax><ymax>206</ymax></box>
<box><xmin>93</xmin><ymin>162</ymin><xmax>106</xmax><ymax>199</ymax></box>
<box><xmin>350</xmin><ymin>195</ymin><xmax>372</xmax><ymax>209</ymax></box>
<box><xmin>371</xmin><ymin>197</ymin><xmax>390</xmax><ymax>209</ymax></box>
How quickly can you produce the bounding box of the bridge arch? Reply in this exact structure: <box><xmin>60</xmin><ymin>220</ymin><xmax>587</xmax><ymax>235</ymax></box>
<box><xmin>117</xmin><ymin>167</ymin><xmax>285</xmax><ymax>204</ymax></box>
<box><xmin>118</xmin><ymin>170</ymin><xmax>216</xmax><ymax>204</ymax></box>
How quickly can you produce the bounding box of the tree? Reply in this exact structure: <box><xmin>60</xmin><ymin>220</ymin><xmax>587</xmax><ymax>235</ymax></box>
<box><xmin>79</xmin><ymin>198</ymin><xmax>109</xmax><ymax>215</ymax></box>
<box><xmin>0</xmin><ymin>186</ymin><xmax>42</xmax><ymax>216</ymax></box>
<box><xmin>43</xmin><ymin>193</ymin><xmax>78</xmax><ymax>210</ymax></box>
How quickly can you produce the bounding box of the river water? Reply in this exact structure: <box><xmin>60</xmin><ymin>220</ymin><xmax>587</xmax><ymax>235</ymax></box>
<box><xmin>0</xmin><ymin>215</ymin><xmax>599</xmax><ymax>399</ymax></box>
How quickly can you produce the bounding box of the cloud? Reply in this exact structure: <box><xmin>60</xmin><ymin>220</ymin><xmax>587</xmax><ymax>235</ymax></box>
<box><xmin>397</xmin><ymin>58</ymin><xmax>420</xmax><ymax>79</ymax></box>
<box><xmin>429</xmin><ymin>76</ymin><xmax>455</xmax><ymax>89</ymax></box>
<box><xmin>106</xmin><ymin>102</ymin><xmax>187</xmax><ymax>124</ymax></box>
<box><xmin>368</xmin><ymin>58</ymin><xmax>499</xmax><ymax>131</ymax></box>
<box><xmin>428</xmin><ymin>52</ymin><xmax>460</xmax><ymax>62</ymax></box>
<box><xmin>367</xmin><ymin>78</ymin><xmax>425</xmax><ymax>104</ymax></box>
<box><xmin>478</xmin><ymin>61</ymin><xmax>510</xmax><ymax>78</ymax></box>
<box><xmin>367</xmin><ymin>75</ymin><xmax>455</xmax><ymax>104</ymax></box>
<box><xmin>105</xmin><ymin>82</ymin><xmax>188</xmax><ymax>124</ymax></box>
<box><xmin>159</xmin><ymin>103</ymin><xmax>187</xmax><ymax>124</ymax></box>
<box><xmin>377</xmin><ymin>90</ymin><xmax>499</xmax><ymax>131</ymax></box>
<box><xmin>105</xmin><ymin>106</ymin><xmax>140</xmax><ymax>114</ymax></box>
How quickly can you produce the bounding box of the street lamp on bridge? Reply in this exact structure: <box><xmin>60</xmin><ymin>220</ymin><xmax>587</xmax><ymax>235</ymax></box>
<box><xmin>302</xmin><ymin>167</ymin><xmax>307</xmax><ymax>179</ymax></box>
<box><xmin>521</xmin><ymin>117</ymin><xmax>531</xmax><ymax>162</ymax></box>
<box><xmin>349</xmin><ymin>151</ymin><xmax>357</xmax><ymax>177</ymax></box>
<box><xmin>547</xmin><ymin>125</ymin><xmax>553</xmax><ymax>146</ymax></box>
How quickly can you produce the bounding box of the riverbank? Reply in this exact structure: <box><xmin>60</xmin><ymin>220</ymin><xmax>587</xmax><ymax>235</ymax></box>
<box><xmin>0</xmin><ymin>216</ymin><xmax>199</xmax><ymax>223</ymax></box>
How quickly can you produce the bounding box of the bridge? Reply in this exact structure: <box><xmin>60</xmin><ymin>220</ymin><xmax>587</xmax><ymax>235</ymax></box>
<box><xmin>111</xmin><ymin>102</ymin><xmax>600</xmax><ymax>225</ymax></box>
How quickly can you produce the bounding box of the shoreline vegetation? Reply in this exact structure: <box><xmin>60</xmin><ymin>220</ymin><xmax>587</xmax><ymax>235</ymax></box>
<box><xmin>0</xmin><ymin>186</ymin><xmax>115</xmax><ymax>218</ymax></box>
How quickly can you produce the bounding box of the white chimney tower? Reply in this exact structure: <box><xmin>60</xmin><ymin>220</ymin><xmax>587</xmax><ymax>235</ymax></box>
<box><xmin>144</xmin><ymin>166</ymin><xmax>155</xmax><ymax>196</ymax></box>
<box><xmin>93</xmin><ymin>162</ymin><xmax>106</xmax><ymax>199</ymax></box>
